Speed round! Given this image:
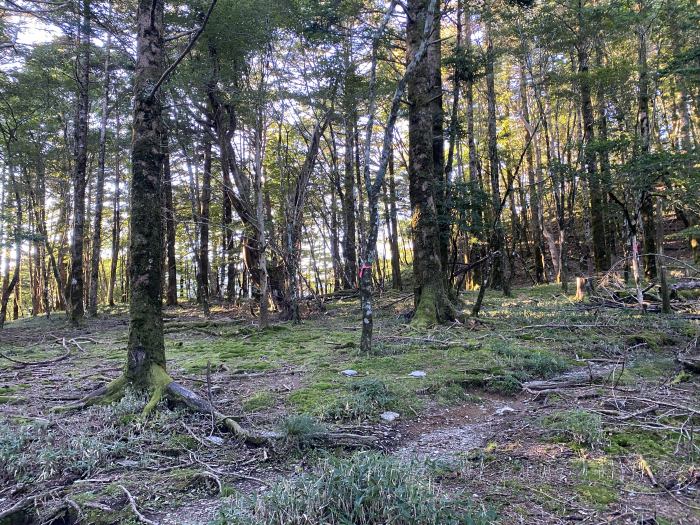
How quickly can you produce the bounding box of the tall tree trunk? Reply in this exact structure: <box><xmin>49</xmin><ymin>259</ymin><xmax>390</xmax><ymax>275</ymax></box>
<box><xmin>0</xmin><ymin>167</ymin><xmax>21</xmax><ymax>328</ymax></box>
<box><xmin>387</xmin><ymin>147</ymin><xmax>402</xmax><ymax>290</ymax></box>
<box><xmin>519</xmin><ymin>56</ymin><xmax>545</xmax><ymax>283</ymax></box>
<box><xmin>88</xmin><ymin>22</ymin><xmax>111</xmax><ymax>316</ymax></box>
<box><xmin>199</xmin><ymin>129</ymin><xmax>212</xmax><ymax>315</ymax></box>
<box><xmin>577</xmin><ymin>7</ymin><xmax>608</xmax><ymax>272</ymax></box>
<box><xmin>163</xmin><ymin>127</ymin><xmax>178</xmax><ymax>306</ymax></box>
<box><xmin>464</xmin><ymin>10</ymin><xmax>482</xmax><ymax>289</ymax></box>
<box><xmin>430</xmin><ymin>4</ymin><xmax>447</xmax><ymax>278</ymax></box>
<box><xmin>637</xmin><ymin>0</ymin><xmax>656</xmax><ymax>278</ymax></box>
<box><xmin>68</xmin><ymin>0</ymin><xmax>90</xmax><ymax>324</ymax></box>
<box><xmin>485</xmin><ymin>19</ymin><xmax>509</xmax><ymax>296</ymax></box>
<box><xmin>126</xmin><ymin>0</ymin><xmax>166</xmax><ymax>388</ymax></box>
<box><xmin>342</xmin><ymin>115</ymin><xmax>357</xmax><ymax>289</ymax></box>
<box><xmin>407</xmin><ymin>0</ymin><xmax>454</xmax><ymax>326</ymax></box>
<box><xmin>108</xmin><ymin>111</ymin><xmax>121</xmax><ymax>306</ymax></box>
<box><xmin>254</xmin><ymin>84</ymin><xmax>269</xmax><ymax>328</ymax></box>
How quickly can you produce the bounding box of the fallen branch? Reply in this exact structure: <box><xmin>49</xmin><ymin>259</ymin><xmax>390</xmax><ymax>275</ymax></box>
<box><xmin>118</xmin><ymin>485</ymin><xmax>158</xmax><ymax>525</ymax></box>
<box><xmin>0</xmin><ymin>341</ymin><xmax>71</xmax><ymax>367</ymax></box>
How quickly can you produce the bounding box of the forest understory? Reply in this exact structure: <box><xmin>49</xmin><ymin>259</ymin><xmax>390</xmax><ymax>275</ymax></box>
<box><xmin>1</xmin><ymin>282</ymin><xmax>698</xmax><ymax>525</ymax></box>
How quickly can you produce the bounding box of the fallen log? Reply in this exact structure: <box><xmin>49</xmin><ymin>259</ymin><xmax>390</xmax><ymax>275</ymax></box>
<box><xmin>670</xmin><ymin>280</ymin><xmax>700</xmax><ymax>292</ymax></box>
<box><xmin>522</xmin><ymin>365</ymin><xmax>619</xmax><ymax>393</ymax></box>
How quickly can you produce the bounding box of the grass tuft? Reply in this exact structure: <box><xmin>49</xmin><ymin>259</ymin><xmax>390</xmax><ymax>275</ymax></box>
<box><xmin>213</xmin><ymin>452</ymin><xmax>494</xmax><ymax>525</ymax></box>
<box><xmin>541</xmin><ymin>409</ymin><xmax>603</xmax><ymax>448</ymax></box>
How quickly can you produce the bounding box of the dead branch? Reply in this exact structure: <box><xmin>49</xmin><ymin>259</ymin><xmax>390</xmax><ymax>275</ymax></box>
<box><xmin>118</xmin><ymin>485</ymin><xmax>158</xmax><ymax>525</ymax></box>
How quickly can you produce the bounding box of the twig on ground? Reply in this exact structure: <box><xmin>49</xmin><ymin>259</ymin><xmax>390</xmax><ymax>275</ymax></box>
<box><xmin>118</xmin><ymin>485</ymin><xmax>158</xmax><ymax>525</ymax></box>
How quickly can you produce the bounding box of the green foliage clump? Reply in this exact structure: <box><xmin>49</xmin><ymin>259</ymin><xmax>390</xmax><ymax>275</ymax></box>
<box><xmin>605</xmin><ymin>430</ymin><xmax>676</xmax><ymax>459</ymax></box>
<box><xmin>494</xmin><ymin>345</ymin><xmax>568</xmax><ymax>380</ymax></box>
<box><xmin>213</xmin><ymin>452</ymin><xmax>494</xmax><ymax>525</ymax></box>
<box><xmin>542</xmin><ymin>410</ymin><xmax>603</xmax><ymax>447</ymax></box>
<box><xmin>242</xmin><ymin>391</ymin><xmax>276</xmax><ymax>412</ymax></box>
<box><xmin>0</xmin><ymin>390</ymin><xmax>150</xmax><ymax>483</ymax></box>
<box><xmin>0</xmin><ymin>419</ymin><xmax>128</xmax><ymax>482</ymax></box>
<box><xmin>277</xmin><ymin>414</ymin><xmax>327</xmax><ymax>449</ymax></box>
<box><xmin>324</xmin><ymin>378</ymin><xmax>397</xmax><ymax>421</ymax></box>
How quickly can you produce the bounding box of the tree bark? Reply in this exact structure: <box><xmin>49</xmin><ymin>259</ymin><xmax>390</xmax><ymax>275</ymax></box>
<box><xmin>485</xmin><ymin>19</ymin><xmax>509</xmax><ymax>296</ymax></box>
<box><xmin>636</xmin><ymin>0</ymin><xmax>656</xmax><ymax>278</ymax></box>
<box><xmin>88</xmin><ymin>22</ymin><xmax>111</xmax><ymax>316</ymax></box>
<box><xmin>68</xmin><ymin>0</ymin><xmax>90</xmax><ymax>324</ymax></box>
<box><xmin>342</xmin><ymin>113</ymin><xmax>357</xmax><ymax>289</ymax></box>
<box><xmin>126</xmin><ymin>0</ymin><xmax>166</xmax><ymax>388</ymax></box>
<box><xmin>163</xmin><ymin>127</ymin><xmax>178</xmax><ymax>306</ymax></box>
<box><xmin>198</xmin><ymin>128</ymin><xmax>212</xmax><ymax>314</ymax></box>
<box><xmin>0</xmin><ymin>168</ymin><xmax>21</xmax><ymax>328</ymax></box>
<box><xmin>407</xmin><ymin>0</ymin><xmax>455</xmax><ymax>326</ymax></box>
<box><xmin>577</xmin><ymin>7</ymin><xmax>608</xmax><ymax>272</ymax></box>
<box><xmin>387</xmin><ymin>147</ymin><xmax>402</xmax><ymax>290</ymax></box>
<box><xmin>108</xmin><ymin>111</ymin><xmax>121</xmax><ymax>307</ymax></box>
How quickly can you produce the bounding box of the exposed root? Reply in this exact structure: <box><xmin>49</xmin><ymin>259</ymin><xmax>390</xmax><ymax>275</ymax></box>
<box><xmin>54</xmin><ymin>375</ymin><xmax>127</xmax><ymax>412</ymax></box>
<box><xmin>411</xmin><ymin>285</ymin><xmax>462</xmax><ymax>329</ymax></box>
<box><xmin>165</xmin><ymin>381</ymin><xmax>281</xmax><ymax>445</ymax></box>
<box><xmin>141</xmin><ymin>365</ymin><xmax>172</xmax><ymax>418</ymax></box>
<box><xmin>118</xmin><ymin>484</ymin><xmax>158</xmax><ymax>525</ymax></box>
<box><xmin>56</xmin><ymin>368</ymin><xmax>377</xmax><ymax>449</ymax></box>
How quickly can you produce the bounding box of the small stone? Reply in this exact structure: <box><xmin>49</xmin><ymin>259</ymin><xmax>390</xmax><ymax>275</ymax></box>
<box><xmin>381</xmin><ymin>411</ymin><xmax>400</xmax><ymax>422</ymax></box>
<box><xmin>205</xmin><ymin>435</ymin><xmax>225</xmax><ymax>445</ymax></box>
<box><xmin>409</xmin><ymin>370</ymin><xmax>427</xmax><ymax>378</ymax></box>
<box><xmin>495</xmin><ymin>406</ymin><xmax>515</xmax><ymax>416</ymax></box>
<box><xmin>341</xmin><ymin>369</ymin><xmax>358</xmax><ymax>377</ymax></box>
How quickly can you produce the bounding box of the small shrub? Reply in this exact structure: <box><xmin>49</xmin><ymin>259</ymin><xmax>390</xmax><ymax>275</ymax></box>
<box><xmin>213</xmin><ymin>452</ymin><xmax>495</xmax><ymax>525</ymax></box>
<box><xmin>437</xmin><ymin>383</ymin><xmax>478</xmax><ymax>405</ymax></box>
<box><xmin>242</xmin><ymin>391</ymin><xmax>275</xmax><ymax>412</ymax></box>
<box><xmin>277</xmin><ymin>414</ymin><xmax>327</xmax><ymax>449</ymax></box>
<box><xmin>324</xmin><ymin>378</ymin><xmax>397</xmax><ymax>421</ymax></box>
<box><xmin>494</xmin><ymin>345</ymin><xmax>567</xmax><ymax>380</ymax></box>
<box><xmin>542</xmin><ymin>410</ymin><xmax>603</xmax><ymax>447</ymax></box>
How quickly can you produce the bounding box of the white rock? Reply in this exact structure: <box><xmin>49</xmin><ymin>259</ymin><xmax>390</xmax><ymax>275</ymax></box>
<box><xmin>495</xmin><ymin>406</ymin><xmax>515</xmax><ymax>416</ymax></box>
<box><xmin>341</xmin><ymin>369</ymin><xmax>359</xmax><ymax>377</ymax></box>
<box><xmin>381</xmin><ymin>411</ymin><xmax>400</xmax><ymax>422</ymax></box>
<box><xmin>409</xmin><ymin>370</ymin><xmax>427</xmax><ymax>378</ymax></box>
<box><xmin>205</xmin><ymin>435</ymin><xmax>225</xmax><ymax>445</ymax></box>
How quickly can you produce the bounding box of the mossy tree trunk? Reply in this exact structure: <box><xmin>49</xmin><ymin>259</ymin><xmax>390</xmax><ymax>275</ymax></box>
<box><xmin>407</xmin><ymin>0</ymin><xmax>455</xmax><ymax>327</ymax></box>
<box><xmin>636</xmin><ymin>0</ymin><xmax>656</xmax><ymax>279</ymax></box>
<box><xmin>360</xmin><ymin>0</ymin><xmax>437</xmax><ymax>352</ymax></box>
<box><xmin>127</xmin><ymin>0</ymin><xmax>167</xmax><ymax>389</ymax></box>
<box><xmin>68</xmin><ymin>0</ymin><xmax>90</xmax><ymax>324</ymax></box>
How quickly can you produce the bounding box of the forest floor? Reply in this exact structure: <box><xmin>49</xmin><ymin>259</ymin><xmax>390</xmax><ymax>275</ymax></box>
<box><xmin>0</xmin><ymin>283</ymin><xmax>699</xmax><ymax>524</ymax></box>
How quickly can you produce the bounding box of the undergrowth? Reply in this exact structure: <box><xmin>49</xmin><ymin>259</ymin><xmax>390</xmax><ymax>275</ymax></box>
<box><xmin>0</xmin><ymin>390</ymin><xmax>163</xmax><ymax>483</ymax></box>
<box><xmin>213</xmin><ymin>452</ymin><xmax>494</xmax><ymax>525</ymax></box>
<box><xmin>541</xmin><ymin>409</ymin><xmax>604</xmax><ymax>447</ymax></box>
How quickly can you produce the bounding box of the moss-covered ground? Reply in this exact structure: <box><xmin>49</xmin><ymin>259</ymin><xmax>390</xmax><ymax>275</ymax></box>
<box><xmin>0</xmin><ymin>284</ymin><xmax>698</xmax><ymax>524</ymax></box>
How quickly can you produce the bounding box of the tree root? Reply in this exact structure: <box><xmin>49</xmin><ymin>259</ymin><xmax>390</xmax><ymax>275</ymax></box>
<box><xmin>56</xmin><ymin>366</ymin><xmax>378</xmax><ymax>449</ymax></box>
<box><xmin>411</xmin><ymin>284</ymin><xmax>463</xmax><ymax>329</ymax></box>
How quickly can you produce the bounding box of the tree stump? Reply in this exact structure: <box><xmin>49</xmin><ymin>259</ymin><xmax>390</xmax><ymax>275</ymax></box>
<box><xmin>575</xmin><ymin>277</ymin><xmax>594</xmax><ymax>301</ymax></box>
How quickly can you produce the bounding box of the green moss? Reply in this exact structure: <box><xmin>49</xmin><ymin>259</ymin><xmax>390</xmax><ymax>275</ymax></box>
<box><xmin>242</xmin><ymin>391</ymin><xmax>276</xmax><ymax>412</ymax></box>
<box><xmin>575</xmin><ymin>483</ymin><xmax>618</xmax><ymax>506</ymax></box>
<box><xmin>625</xmin><ymin>331</ymin><xmax>678</xmax><ymax>350</ymax></box>
<box><xmin>630</xmin><ymin>358</ymin><xmax>676</xmax><ymax>379</ymax></box>
<box><xmin>541</xmin><ymin>410</ymin><xmax>603</xmax><ymax>447</ymax></box>
<box><xmin>412</xmin><ymin>286</ymin><xmax>439</xmax><ymax>329</ymax></box>
<box><xmin>288</xmin><ymin>385</ymin><xmax>341</xmax><ymax>414</ymax></box>
<box><xmin>0</xmin><ymin>395</ymin><xmax>24</xmax><ymax>405</ymax></box>
<box><xmin>606</xmin><ymin>430</ymin><xmax>675</xmax><ymax>459</ymax></box>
